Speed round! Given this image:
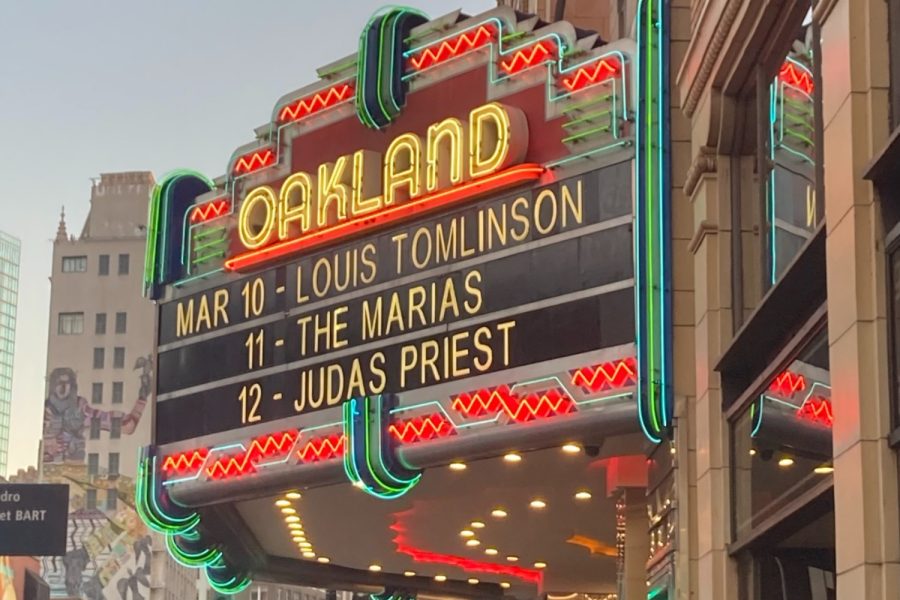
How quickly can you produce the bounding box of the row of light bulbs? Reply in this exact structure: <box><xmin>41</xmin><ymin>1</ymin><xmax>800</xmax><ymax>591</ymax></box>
<box><xmin>277</xmin><ymin>492</ymin><xmax>333</xmax><ymax>564</ymax></box>
<box><xmin>364</xmin><ymin>565</ymin><xmax>513</xmax><ymax>588</ymax></box>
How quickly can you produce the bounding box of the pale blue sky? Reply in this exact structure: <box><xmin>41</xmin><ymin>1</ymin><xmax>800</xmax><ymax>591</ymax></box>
<box><xmin>0</xmin><ymin>0</ymin><xmax>493</xmax><ymax>475</ymax></box>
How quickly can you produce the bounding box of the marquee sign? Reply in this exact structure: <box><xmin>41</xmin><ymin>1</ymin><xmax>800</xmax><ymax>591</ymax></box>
<box><xmin>138</xmin><ymin>3</ymin><xmax>670</xmax><ymax>594</ymax></box>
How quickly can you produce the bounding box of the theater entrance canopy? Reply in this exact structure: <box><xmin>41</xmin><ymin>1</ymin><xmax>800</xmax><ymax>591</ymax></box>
<box><xmin>138</xmin><ymin>4</ymin><xmax>672</xmax><ymax>598</ymax></box>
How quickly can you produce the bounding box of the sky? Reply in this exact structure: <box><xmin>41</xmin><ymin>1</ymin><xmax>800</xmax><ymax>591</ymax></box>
<box><xmin>0</xmin><ymin>0</ymin><xmax>494</xmax><ymax>475</ymax></box>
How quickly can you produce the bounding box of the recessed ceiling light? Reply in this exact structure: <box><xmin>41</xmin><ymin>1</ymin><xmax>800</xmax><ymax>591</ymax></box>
<box><xmin>317</xmin><ymin>557</ymin><xmax>330</xmax><ymax>564</ymax></box>
<box><xmin>288</xmin><ymin>523</ymin><xmax>303</xmax><ymax>530</ymax></box>
<box><xmin>778</xmin><ymin>457</ymin><xmax>795</xmax><ymax>467</ymax></box>
<box><xmin>500</xmin><ymin>582</ymin><xmax>511</xmax><ymax>589</ymax></box>
<box><xmin>460</xmin><ymin>529</ymin><xmax>475</xmax><ymax>538</ymax></box>
<box><xmin>669</xmin><ymin>445</ymin><xmax>676</xmax><ymax>455</ymax></box>
<box><xmin>299</xmin><ymin>542</ymin><xmax>312</xmax><ymax>549</ymax></box>
<box><xmin>404</xmin><ymin>571</ymin><xmax>416</xmax><ymax>577</ymax></box>
<box><xmin>503</xmin><ymin>452</ymin><xmax>522</xmax><ymax>463</ymax></box>
<box><xmin>471</xmin><ymin>520</ymin><xmax>485</xmax><ymax>529</ymax></box>
<box><xmin>285</xmin><ymin>516</ymin><xmax>300</xmax><ymax>523</ymax></box>
<box><xmin>466</xmin><ymin>539</ymin><xmax>481</xmax><ymax>547</ymax></box>
<box><xmin>449</xmin><ymin>461</ymin><xmax>467</xmax><ymax>471</ymax></box>
<box><xmin>814</xmin><ymin>465</ymin><xmax>834</xmax><ymax>474</ymax></box>
<box><xmin>275</xmin><ymin>499</ymin><xmax>291</xmax><ymax>507</ymax></box>
<box><xmin>574</xmin><ymin>490</ymin><xmax>592</xmax><ymax>500</ymax></box>
<box><xmin>468</xmin><ymin>578</ymin><xmax>480</xmax><ymax>585</ymax></box>
<box><xmin>506</xmin><ymin>555</ymin><xmax>519</xmax><ymax>562</ymax></box>
<box><xmin>749</xmin><ymin>449</ymin><xmax>757</xmax><ymax>456</ymax></box>
<box><xmin>434</xmin><ymin>575</ymin><xmax>447</xmax><ymax>582</ymax></box>
<box><xmin>529</xmin><ymin>499</ymin><xmax>547</xmax><ymax>509</ymax></box>
<box><xmin>281</xmin><ymin>507</ymin><xmax>297</xmax><ymax>515</ymax></box>
<box><xmin>534</xmin><ymin>561</ymin><xmax>547</xmax><ymax>569</ymax></box>
<box><xmin>286</xmin><ymin>492</ymin><xmax>302</xmax><ymax>500</ymax></box>
<box><xmin>485</xmin><ymin>548</ymin><xmax>499</xmax><ymax>556</ymax></box>
<box><xmin>562</xmin><ymin>443</ymin><xmax>581</xmax><ymax>454</ymax></box>
<box><xmin>302</xmin><ymin>551</ymin><xmax>316</xmax><ymax>558</ymax></box>
<box><xmin>368</xmin><ymin>564</ymin><xmax>382</xmax><ymax>572</ymax></box>
<box><xmin>292</xmin><ymin>536</ymin><xmax>306</xmax><ymax>542</ymax></box>
<box><xmin>491</xmin><ymin>508</ymin><xmax>508</xmax><ymax>518</ymax></box>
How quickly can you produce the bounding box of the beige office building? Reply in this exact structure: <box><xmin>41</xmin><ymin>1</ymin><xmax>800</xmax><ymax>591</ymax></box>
<box><xmin>41</xmin><ymin>171</ymin><xmax>197</xmax><ymax>600</ymax></box>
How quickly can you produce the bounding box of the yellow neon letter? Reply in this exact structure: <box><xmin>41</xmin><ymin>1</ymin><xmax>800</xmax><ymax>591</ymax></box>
<box><xmin>384</xmin><ymin>133</ymin><xmax>423</xmax><ymax>206</ymax></box>
<box><xmin>426</xmin><ymin>117</ymin><xmax>464</xmax><ymax>192</ymax></box>
<box><xmin>279</xmin><ymin>172</ymin><xmax>314</xmax><ymax>239</ymax></box>
<box><xmin>317</xmin><ymin>156</ymin><xmax>350</xmax><ymax>227</ymax></box>
<box><xmin>469</xmin><ymin>102</ymin><xmax>528</xmax><ymax>178</ymax></box>
<box><xmin>351</xmin><ymin>150</ymin><xmax>384</xmax><ymax>216</ymax></box>
<box><xmin>238</xmin><ymin>186</ymin><xmax>277</xmax><ymax>249</ymax></box>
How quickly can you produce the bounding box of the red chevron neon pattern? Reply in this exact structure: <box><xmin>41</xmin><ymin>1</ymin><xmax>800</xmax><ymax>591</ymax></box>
<box><xmin>233</xmin><ymin>148</ymin><xmax>275</xmax><ymax>175</ymax></box>
<box><xmin>389</xmin><ymin>414</ymin><xmax>455</xmax><ymax>443</ymax></box>
<box><xmin>499</xmin><ymin>42</ymin><xmax>556</xmax><ymax>75</ymax></box>
<box><xmin>451</xmin><ymin>386</ymin><xmax>574</xmax><ymax>423</ymax></box>
<box><xmin>779</xmin><ymin>61</ymin><xmax>814</xmax><ymax>95</ymax></box>
<box><xmin>571</xmin><ymin>357</ymin><xmax>637</xmax><ymax>392</ymax></box>
<box><xmin>278</xmin><ymin>83</ymin><xmax>354</xmax><ymax>123</ymax></box>
<box><xmin>162</xmin><ymin>450</ymin><xmax>209</xmax><ymax>475</ymax></box>
<box><xmin>189</xmin><ymin>198</ymin><xmax>230</xmax><ymax>224</ymax></box>
<box><xmin>561</xmin><ymin>58</ymin><xmax>620</xmax><ymax>92</ymax></box>
<box><xmin>408</xmin><ymin>25</ymin><xmax>496</xmax><ymax>70</ymax></box>
<box><xmin>205</xmin><ymin>431</ymin><xmax>298</xmax><ymax>479</ymax></box>
<box><xmin>297</xmin><ymin>434</ymin><xmax>345</xmax><ymax>462</ymax></box>
<box><xmin>796</xmin><ymin>397</ymin><xmax>833</xmax><ymax>427</ymax></box>
<box><xmin>769</xmin><ymin>370</ymin><xmax>806</xmax><ymax>397</ymax></box>
<box><xmin>451</xmin><ymin>385</ymin><xmax>516</xmax><ymax>417</ymax></box>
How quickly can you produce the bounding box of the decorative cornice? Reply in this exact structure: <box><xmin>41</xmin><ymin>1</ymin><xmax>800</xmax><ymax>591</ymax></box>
<box><xmin>688</xmin><ymin>220</ymin><xmax>718</xmax><ymax>254</ymax></box>
<box><xmin>684</xmin><ymin>146</ymin><xmax>718</xmax><ymax>197</ymax></box>
<box><xmin>684</xmin><ymin>0</ymin><xmax>742</xmax><ymax>117</ymax></box>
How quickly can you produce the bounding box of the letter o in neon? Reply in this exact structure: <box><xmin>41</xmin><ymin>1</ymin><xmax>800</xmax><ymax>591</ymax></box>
<box><xmin>238</xmin><ymin>186</ymin><xmax>277</xmax><ymax>250</ymax></box>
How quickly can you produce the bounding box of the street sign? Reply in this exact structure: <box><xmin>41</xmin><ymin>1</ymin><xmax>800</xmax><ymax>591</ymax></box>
<box><xmin>0</xmin><ymin>484</ymin><xmax>69</xmax><ymax>556</ymax></box>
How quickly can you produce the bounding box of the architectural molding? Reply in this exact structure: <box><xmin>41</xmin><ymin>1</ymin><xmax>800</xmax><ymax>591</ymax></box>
<box><xmin>683</xmin><ymin>146</ymin><xmax>718</xmax><ymax>197</ymax></box>
<box><xmin>683</xmin><ymin>0</ymin><xmax>742</xmax><ymax>116</ymax></box>
<box><xmin>688</xmin><ymin>221</ymin><xmax>718</xmax><ymax>254</ymax></box>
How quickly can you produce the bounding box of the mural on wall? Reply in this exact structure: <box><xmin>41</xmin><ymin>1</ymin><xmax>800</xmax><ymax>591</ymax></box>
<box><xmin>41</xmin><ymin>356</ymin><xmax>154</xmax><ymax>600</ymax></box>
<box><xmin>0</xmin><ymin>557</ymin><xmax>16</xmax><ymax>600</ymax></box>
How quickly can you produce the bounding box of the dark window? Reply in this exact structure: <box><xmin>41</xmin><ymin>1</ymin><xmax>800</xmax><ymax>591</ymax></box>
<box><xmin>93</xmin><ymin>347</ymin><xmax>104</xmax><ymax>369</ymax></box>
<box><xmin>888</xmin><ymin>245</ymin><xmax>900</xmax><ymax>440</ymax></box>
<box><xmin>98</xmin><ymin>254</ymin><xmax>110</xmax><ymax>276</ymax></box>
<box><xmin>115</xmin><ymin>312</ymin><xmax>126</xmax><ymax>334</ymax></box>
<box><xmin>108</xmin><ymin>453</ymin><xmax>119</xmax><ymax>477</ymax></box>
<box><xmin>95</xmin><ymin>313</ymin><xmax>107</xmax><ymax>335</ymax></box>
<box><xmin>112</xmin><ymin>381</ymin><xmax>123</xmax><ymax>404</ymax></box>
<box><xmin>110</xmin><ymin>417</ymin><xmax>121</xmax><ymax>439</ymax></box>
<box><xmin>890</xmin><ymin>0</ymin><xmax>900</xmax><ymax>128</ymax></box>
<box><xmin>87</xmin><ymin>453</ymin><xmax>99</xmax><ymax>476</ymax></box>
<box><xmin>113</xmin><ymin>347</ymin><xmax>125</xmax><ymax>369</ymax></box>
<box><xmin>58</xmin><ymin>312</ymin><xmax>84</xmax><ymax>335</ymax></box>
<box><xmin>118</xmin><ymin>254</ymin><xmax>129</xmax><ymax>275</ymax></box>
<box><xmin>86</xmin><ymin>489</ymin><xmax>97</xmax><ymax>510</ymax></box>
<box><xmin>89</xmin><ymin>417</ymin><xmax>100</xmax><ymax>439</ymax></box>
<box><xmin>106</xmin><ymin>488</ymin><xmax>117</xmax><ymax>510</ymax></box>
<box><xmin>91</xmin><ymin>383</ymin><xmax>102</xmax><ymax>404</ymax></box>
<box><xmin>61</xmin><ymin>256</ymin><xmax>87</xmax><ymax>273</ymax></box>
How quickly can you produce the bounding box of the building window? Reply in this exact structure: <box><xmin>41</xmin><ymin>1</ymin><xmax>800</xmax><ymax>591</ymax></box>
<box><xmin>115</xmin><ymin>312</ymin><xmax>127</xmax><ymax>334</ymax></box>
<box><xmin>113</xmin><ymin>347</ymin><xmax>125</xmax><ymax>369</ymax></box>
<box><xmin>98</xmin><ymin>254</ymin><xmax>110</xmax><ymax>276</ymax></box>
<box><xmin>112</xmin><ymin>381</ymin><xmax>123</xmax><ymax>404</ymax></box>
<box><xmin>58</xmin><ymin>312</ymin><xmax>84</xmax><ymax>335</ymax></box>
<box><xmin>91</xmin><ymin>383</ymin><xmax>103</xmax><ymax>404</ymax></box>
<box><xmin>93</xmin><ymin>347</ymin><xmax>105</xmax><ymax>369</ymax></box>
<box><xmin>110</xmin><ymin>417</ymin><xmax>121</xmax><ymax>439</ymax></box>
<box><xmin>108</xmin><ymin>453</ymin><xmax>119</xmax><ymax>477</ymax></box>
<box><xmin>86</xmin><ymin>488</ymin><xmax>97</xmax><ymax>510</ymax></box>
<box><xmin>106</xmin><ymin>488</ymin><xmax>117</xmax><ymax>511</ymax></box>
<box><xmin>95</xmin><ymin>313</ymin><xmax>107</xmax><ymax>335</ymax></box>
<box><xmin>118</xmin><ymin>254</ymin><xmax>129</xmax><ymax>275</ymax></box>
<box><xmin>87</xmin><ymin>453</ymin><xmax>99</xmax><ymax>476</ymax></box>
<box><xmin>61</xmin><ymin>256</ymin><xmax>87</xmax><ymax>273</ymax></box>
<box><xmin>888</xmin><ymin>243</ymin><xmax>900</xmax><ymax>447</ymax></box>
<box><xmin>89</xmin><ymin>417</ymin><xmax>100</xmax><ymax>440</ymax></box>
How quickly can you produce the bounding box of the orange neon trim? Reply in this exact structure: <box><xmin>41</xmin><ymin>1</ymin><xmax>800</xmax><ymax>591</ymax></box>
<box><xmin>796</xmin><ymin>397</ymin><xmax>833</xmax><ymax>427</ymax></box>
<box><xmin>499</xmin><ymin>42</ymin><xmax>555</xmax><ymax>75</ymax></box>
<box><xmin>206</xmin><ymin>431</ymin><xmax>297</xmax><ymax>479</ymax></box>
<box><xmin>233</xmin><ymin>148</ymin><xmax>276</xmax><ymax>175</ymax></box>
<box><xmin>162</xmin><ymin>449</ymin><xmax>209</xmax><ymax>475</ymax></box>
<box><xmin>779</xmin><ymin>61</ymin><xmax>814</xmax><ymax>95</ymax></box>
<box><xmin>297</xmin><ymin>434</ymin><xmax>345</xmax><ymax>462</ymax></box>
<box><xmin>278</xmin><ymin>84</ymin><xmax>355</xmax><ymax>123</ymax></box>
<box><xmin>560</xmin><ymin>58</ymin><xmax>620</xmax><ymax>91</ymax></box>
<box><xmin>451</xmin><ymin>385</ymin><xmax>575</xmax><ymax>423</ymax></box>
<box><xmin>769</xmin><ymin>370</ymin><xmax>806</xmax><ymax>397</ymax></box>
<box><xmin>190</xmin><ymin>198</ymin><xmax>231</xmax><ymax>224</ymax></box>
<box><xmin>389</xmin><ymin>414</ymin><xmax>455</xmax><ymax>443</ymax></box>
<box><xmin>408</xmin><ymin>25</ymin><xmax>496</xmax><ymax>70</ymax></box>
<box><xmin>224</xmin><ymin>163</ymin><xmax>545</xmax><ymax>272</ymax></box>
<box><xmin>571</xmin><ymin>357</ymin><xmax>637</xmax><ymax>391</ymax></box>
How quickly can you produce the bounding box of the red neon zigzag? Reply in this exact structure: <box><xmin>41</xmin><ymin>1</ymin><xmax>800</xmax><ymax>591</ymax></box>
<box><xmin>408</xmin><ymin>25</ymin><xmax>495</xmax><ymax>70</ymax></box>
<box><xmin>451</xmin><ymin>386</ymin><xmax>574</xmax><ymax>422</ymax></box>
<box><xmin>190</xmin><ymin>199</ymin><xmax>230</xmax><ymax>224</ymax></box>
<box><xmin>297</xmin><ymin>434</ymin><xmax>345</xmax><ymax>462</ymax></box>
<box><xmin>796</xmin><ymin>397</ymin><xmax>833</xmax><ymax>427</ymax></box>
<box><xmin>779</xmin><ymin>61</ymin><xmax>814</xmax><ymax>95</ymax></box>
<box><xmin>233</xmin><ymin>149</ymin><xmax>275</xmax><ymax>175</ymax></box>
<box><xmin>206</xmin><ymin>431</ymin><xmax>297</xmax><ymax>479</ymax></box>
<box><xmin>499</xmin><ymin>42</ymin><xmax>555</xmax><ymax>74</ymax></box>
<box><xmin>389</xmin><ymin>414</ymin><xmax>455</xmax><ymax>443</ymax></box>
<box><xmin>571</xmin><ymin>357</ymin><xmax>637</xmax><ymax>391</ymax></box>
<box><xmin>769</xmin><ymin>370</ymin><xmax>806</xmax><ymax>397</ymax></box>
<box><xmin>162</xmin><ymin>450</ymin><xmax>208</xmax><ymax>475</ymax></box>
<box><xmin>278</xmin><ymin>84</ymin><xmax>354</xmax><ymax>123</ymax></box>
<box><xmin>561</xmin><ymin>58</ymin><xmax>620</xmax><ymax>91</ymax></box>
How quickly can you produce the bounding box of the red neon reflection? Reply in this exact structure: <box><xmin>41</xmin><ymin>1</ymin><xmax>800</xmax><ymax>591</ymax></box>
<box><xmin>162</xmin><ymin>450</ymin><xmax>208</xmax><ymax>475</ymax></box>
<box><xmin>225</xmin><ymin>164</ymin><xmax>545</xmax><ymax>272</ymax></box>
<box><xmin>389</xmin><ymin>414</ymin><xmax>456</xmax><ymax>443</ymax></box>
<box><xmin>779</xmin><ymin>61</ymin><xmax>814</xmax><ymax>95</ymax></box>
<box><xmin>390</xmin><ymin>519</ymin><xmax>542</xmax><ymax>584</ymax></box>
<box><xmin>297</xmin><ymin>434</ymin><xmax>345</xmax><ymax>462</ymax></box>
<box><xmin>206</xmin><ymin>431</ymin><xmax>297</xmax><ymax>479</ymax></box>
<box><xmin>500</xmin><ymin>42</ymin><xmax>555</xmax><ymax>75</ymax></box>
<box><xmin>408</xmin><ymin>25</ymin><xmax>495</xmax><ymax>70</ymax></box>
<box><xmin>571</xmin><ymin>357</ymin><xmax>637</xmax><ymax>391</ymax></box>
<box><xmin>560</xmin><ymin>58</ymin><xmax>620</xmax><ymax>92</ymax></box>
<box><xmin>233</xmin><ymin>149</ymin><xmax>275</xmax><ymax>175</ymax></box>
<box><xmin>769</xmin><ymin>370</ymin><xmax>806</xmax><ymax>397</ymax></box>
<box><xmin>451</xmin><ymin>386</ymin><xmax>575</xmax><ymax>423</ymax></box>
<box><xmin>278</xmin><ymin>84</ymin><xmax>354</xmax><ymax>123</ymax></box>
<box><xmin>190</xmin><ymin>199</ymin><xmax>230</xmax><ymax>224</ymax></box>
<box><xmin>796</xmin><ymin>397</ymin><xmax>833</xmax><ymax>427</ymax></box>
